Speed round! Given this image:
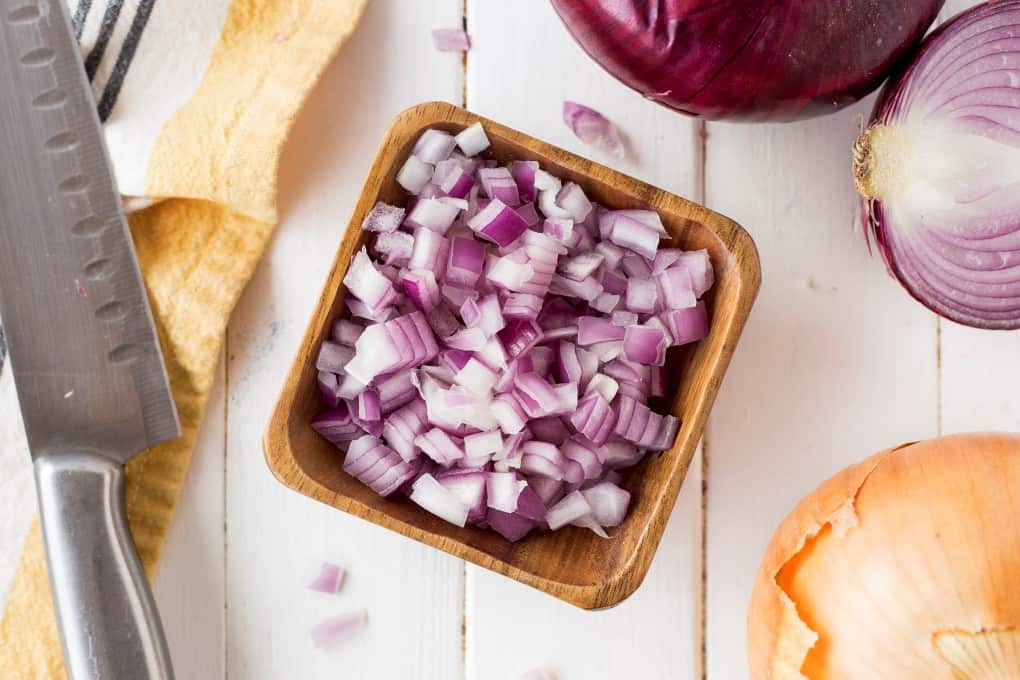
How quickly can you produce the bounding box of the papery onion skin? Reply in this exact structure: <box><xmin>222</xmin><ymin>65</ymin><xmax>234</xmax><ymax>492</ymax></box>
<box><xmin>748</xmin><ymin>432</ymin><xmax>1020</xmax><ymax>679</ymax></box>
<box><xmin>550</xmin><ymin>0</ymin><xmax>944</xmax><ymax>122</ymax></box>
<box><xmin>856</xmin><ymin>1</ymin><xmax>1020</xmax><ymax>330</ymax></box>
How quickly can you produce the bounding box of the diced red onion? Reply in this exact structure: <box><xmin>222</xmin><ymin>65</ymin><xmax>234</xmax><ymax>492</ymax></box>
<box><xmin>310</xmin><ymin>610</ymin><xmax>366</xmax><ymax>648</ymax></box>
<box><xmin>581</xmin><ymin>481</ymin><xmax>630</xmax><ymax>527</ymax></box>
<box><xmin>559</xmin><ymin>252</ymin><xmax>604</xmax><ymax>282</ymax></box>
<box><xmin>609</xmin><ymin>213</ymin><xmax>660</xmax><ymax>260</ymax></box>
<box><xmin>436</xmin><ymin>470</ymin><xmax>487</xmax><ymax>523</ymax></box>
<box><xmin>383</xmin><ymin>399</ymin><xmax>429</xmax><ymax>461</ymax></box>
<box><xmin>413</xmin><ymin>129</ymin><xmax>457</xmax><ymax>164</ymax></box>
<box><xmin>571</xmin><ymin>391</ymin><xmax>617</xmax><ymax>445</ymax></box>
<box><xmin>660</xmin><ymin>301</ymin><xmax>709</xmax><ymax>346</ymax></box>
<box><xmin>516</xmin><ymin>202</ymin><xmax>541</xmax><ymax>227</ymax></box>
<box><xmin>577</xmin><ymin>316</ymin><xmax>625</xmax><ymax>345</ymax></box>
<box><xmin>454</xmin><ymin>121</ymin><xmax>489</xmax><ymax>156</ymax></box>
<box><xmin>544</xmin><ymin>217</ymin><xmax>574</xmax><ymax>243</ymax></box>
<box><xmin>317</xmin><ymin>125</ymin><xmax>715</xmax><ymax>540</ymax></box>
<box><xmin>546</xmin><ymin>490</ymin><xmax>594</xmax><ymax>530</ymax></box>
<box><xmin>550</xmin><ymin>274</ymin><xmax>603</xmax><ymax>301</ymax></box>
<box><xmin>415</xmin><ymin>428</ymin><xmax>464</xmax><ymax>466</ymax></box>
<box><xmin>596</xmin><ymin>242</ymin><xmax>625</xmax><ymax>270</ymax></box>
<box><xmin>556</xmin><ymin>182</ymin><xmax>593</xmax><ymax>222</ymax></box>
<box><xmin>317</xmin><ymin>341</ymin><xmax>354</xmax><ymax>374</ymax></box>
<box><xmin>626</xmin><ymin>277</ymin><xmax>657</xmax><ymax>314</ymax></box>
<box><xmin>318</xmin><ymin>371</ymin><xmax>340</xmax><ymax>407</ymax></box>
<box><xmin>409</xmin><ymin>227</ymin><xmax>448</xmax><ymax>274</ymax></box>
<box><xmin>344</xmin><ymin>249</ymin><xmax>397</xmax><ymax>313</ymax></box>
<box><xmin>468</xmin><ymin>199</ymin><xmax>529</xmax><ymax>246</ymax></box>
<box><xmin>362</xmin><ymin>201</ymin><xmax>405</xmax><ymax>233</ymax></box>
<box><xmin>375</xmin><ymin>231</ymin><xmax>414</xmax><ymax>267</ymax></box>
<box><xmin>623</xmin><ymin>325</ymin><xmax>668</xmax><ymax>366</ymax></box>
<box><xmin>410</xmin><ymin>473</ymin><xmax>470</xmax><ymax>526</ymax></box>
<box><xmin>446</xmin><ymin>236</ymin><xmax>486</xmax><ymax>289</ymax></box>
<box><xmin>585</xmin><ymin>373</ymin><xmax>619</xmax><ymax>403</ymax></box>
<box><xmin>454</xmin><ymin>358</ymin><xmax>498</xmax><ymax>396</ymax></box>
<box><xmin>479</xmin><ymin>167</ymin><xmax>521</xmax><ymax>207</ymax></box>
<box><xmin>591</xmin><ymin>292</ymin><xmax>619</xmax><ymax>314</ymax></box>
<box><xmin>562</xmin><ymin>101</ymin><xmax>625</xmax><ymax>159</ymax></box>
<box><xmin>611</xmin><ymin>310</ymin><xmax>638</xmax><ymax>327</ymax></box>
<box><xmin>491</xmin><ymin>393</ymin><xmax>527</xmax><ymax>434</ymax></box>
<box><xmin>331</xmin><ymin>319</ymin><xmax>363</xmax><ymax>346</ymax></box>
<box><xmin>307</xmin><ymin>561</ymin><xmax>345</xmax><ymax>595</ymax></box>
<box><xmin>656</xmin><ymin>265</ymin><xmax>696</xmax><ymax>310</ymax></box>
<box><xmin>397</xmin><ymin>156</ymin><xmax>433</xmax><ymax>194</ymax></box>
<box><xmin>405</xmin><ymin>198</ymin><xmax>461</xmax><ymax>234</ymax></box>
<box><xmin>401</xmin><ymin>269</ymin><xmax>441</xmax><ymax>312</ymax></box>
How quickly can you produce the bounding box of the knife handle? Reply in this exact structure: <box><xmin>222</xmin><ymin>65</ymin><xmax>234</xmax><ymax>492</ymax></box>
<box><xmin>34</xmin><ymin>453</ymin><xmax>175</xmax><ymax>680</ymax></box>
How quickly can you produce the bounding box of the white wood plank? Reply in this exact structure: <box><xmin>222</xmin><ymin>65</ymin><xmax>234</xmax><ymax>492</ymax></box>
<box><xmin>224</xmin><ymin>3</ymin><xmax>465</xmax><ymax>679</ymax></box>
<box><xmin>154</xmin><ymin>353</ymin><xmax>226</xmax><ymax>680</ymax></box>
<box><xmin>703</xmin><ymin>106</ymin><xmax>941</xmax><ymax>678</ymax></box>
<box><xmin>464</xmin><ymin>3</ymin><xmax>702</xmax><ymax>678</ymax></box>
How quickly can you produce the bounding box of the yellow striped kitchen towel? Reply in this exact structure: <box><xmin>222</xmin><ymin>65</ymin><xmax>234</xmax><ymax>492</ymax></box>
<box><xmin>0</xmin><ymin>0</ymin><xmax>367</xmax><ymax>676</ymax></box>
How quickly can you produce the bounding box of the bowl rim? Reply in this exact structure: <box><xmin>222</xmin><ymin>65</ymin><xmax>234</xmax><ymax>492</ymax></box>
<box><xmin>263</xmin><ymin>101</ymin><xmax>761</xmax><ymax>609</ymax></box>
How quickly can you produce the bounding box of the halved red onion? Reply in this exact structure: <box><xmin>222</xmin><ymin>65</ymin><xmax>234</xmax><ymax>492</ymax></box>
<box><xmin>853</xmin><ymin>0</ymin><xmax>1020</xmax><ymax>329</ymax></box>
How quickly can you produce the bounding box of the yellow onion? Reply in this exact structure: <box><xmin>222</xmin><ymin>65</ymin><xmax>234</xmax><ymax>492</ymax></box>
<box><xmin>748</xmin><ymin>432</ymin><xmax>1020</xmax><ymax>679</ymax></box>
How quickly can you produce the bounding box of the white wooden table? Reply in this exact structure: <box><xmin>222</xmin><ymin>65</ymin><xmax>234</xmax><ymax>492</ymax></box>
<box><xmin>150</xmin><ymin>1</ymin><xmax>1019</xmax><ymax>677</ymax></box>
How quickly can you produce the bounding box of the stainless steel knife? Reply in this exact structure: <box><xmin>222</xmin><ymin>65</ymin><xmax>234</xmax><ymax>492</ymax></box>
<box><xmin>0</xmin><ymin>1</ymin><xmax>180</xmax><ymax>678</ymax></box>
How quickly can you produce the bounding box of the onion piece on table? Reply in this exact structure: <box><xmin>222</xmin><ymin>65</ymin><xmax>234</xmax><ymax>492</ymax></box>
<box><xmin>310</xmin><ymin>610</ymin><xmax>367</xmax><ymax>648</ymax></box>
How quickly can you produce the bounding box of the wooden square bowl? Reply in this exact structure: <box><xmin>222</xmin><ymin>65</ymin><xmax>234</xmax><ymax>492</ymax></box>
<box><xmin>264</xmin><ymin>101</ymin><xmax>760</xmax><ymax>609</ymax></box>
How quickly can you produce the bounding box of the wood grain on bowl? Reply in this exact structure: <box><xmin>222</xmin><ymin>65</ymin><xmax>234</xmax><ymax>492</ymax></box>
<box><xmin>263</xmin><ymin>101</ymin><xmax>760</xmax><ymax>609</ymax></box>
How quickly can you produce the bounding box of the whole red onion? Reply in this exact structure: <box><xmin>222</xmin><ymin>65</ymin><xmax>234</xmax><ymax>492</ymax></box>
<box><xmin>551</xmin><ymin>0</ymin><xmax>945</xmax><ymax>122</ymax></box>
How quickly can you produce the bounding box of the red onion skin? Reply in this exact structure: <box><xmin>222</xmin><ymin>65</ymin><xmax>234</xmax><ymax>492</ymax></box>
<box><xmin>551</xmin><ymin>0</ymin><xmax>944</xmax><ymax>122</ymax></box>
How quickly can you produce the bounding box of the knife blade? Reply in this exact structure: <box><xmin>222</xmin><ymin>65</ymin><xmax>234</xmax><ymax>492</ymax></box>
<box><xmin>0</xmin><ymin>1</ymin><xmax>179</xmax><ymax>678</ymax></box>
